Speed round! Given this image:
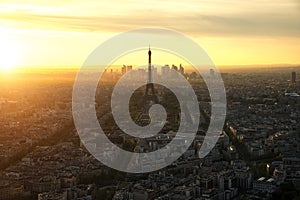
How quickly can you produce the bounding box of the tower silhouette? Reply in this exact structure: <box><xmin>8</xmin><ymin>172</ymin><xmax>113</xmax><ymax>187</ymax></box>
<box><xmin>143</xmin><ymin>46</ymin><xmax>158</xmax><ymax>103</ymax></box>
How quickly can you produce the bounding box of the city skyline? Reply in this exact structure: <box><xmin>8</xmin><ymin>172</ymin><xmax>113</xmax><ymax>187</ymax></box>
<box><xmin>0</xmin><ymin>0</ymin><xmax>300</xmax><ymax>71</ymax></box>
<box><xmin>0</xmin><ymin>1</ymin><xmax>300</xmax><ymax>199</ymax></box>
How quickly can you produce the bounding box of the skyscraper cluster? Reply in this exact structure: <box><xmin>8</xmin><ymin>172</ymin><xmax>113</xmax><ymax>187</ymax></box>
<box><xmin>121</xmin><ymin>65</ymin><xmax>132</xmax><ymax>75</ymax></box>
<box><xmin>161</xmin><ymin>64</ymin><xmax>185</xmax><ymax>77</ymax></box>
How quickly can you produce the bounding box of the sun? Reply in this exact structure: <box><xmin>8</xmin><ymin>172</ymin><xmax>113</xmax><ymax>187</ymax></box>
<box><xmin>0</xmin><ymin>28</ymin><xmax>20</xmax><ymax>71</ymax></box>
<box><xmin>0</xmin><ymin>40</ymin><xmax>19</xmax><ymax>71</ymax></box>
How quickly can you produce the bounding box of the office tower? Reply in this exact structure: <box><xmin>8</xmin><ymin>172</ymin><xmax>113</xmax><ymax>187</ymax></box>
<box><xmin>127</xmin><ymin>65</ymin><xmax>132</xmax><ymax>72</ymax></box>
<box><xmin>153</xmin><ymin>66</ymin><xmax>157</xmax><ymax>78</ymax></box>
<box><xmin>161</xmin><ymin>65</ymin><xmax>170</xmax><ymax>77</ymax></box>
<box><xmin>172</xmin><ymin>64</ymin><xmax>178</xmax><ymax>71</ymax></box>
<box><xmin>210</xmin><ymin>69</ymin><xmax>215</xmax><ymax>77</ymax></box>
<box><xmin>179</xmin><ymin>64</ymin><xmax>184</xmax><ymax>75</ymax></box>
<box><xmin>121</xmin><ymin>65</ymin><xmax>126</xmax><ymax>74</ymax></box>
<box><xmin>292</xmin><ymin>71</ymin><xmax>296</xmax><ymax>84</ymax></box>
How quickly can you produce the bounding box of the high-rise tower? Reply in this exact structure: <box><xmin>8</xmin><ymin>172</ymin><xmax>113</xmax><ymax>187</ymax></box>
<box><xmin>292</xmin><ymin>71</ymin><xmax>296</xmax><ymax>84</ymax></box>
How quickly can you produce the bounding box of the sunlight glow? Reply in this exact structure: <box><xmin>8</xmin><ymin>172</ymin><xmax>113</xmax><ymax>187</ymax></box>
<box><xmin>0</xmin><ymin>0</ymin><xmax>299</xmax><ymax>68</ymax></box>
<box><xmin>0</xmin><ymin>27</ymin><xmax>20</xmax><ymax>71</ymax></box>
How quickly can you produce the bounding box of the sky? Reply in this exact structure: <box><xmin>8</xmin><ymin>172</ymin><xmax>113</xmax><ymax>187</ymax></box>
<box><xmin>0</xmin><ymin>0</ymin><xmax>299</xmax><ymax>69</ymax></box>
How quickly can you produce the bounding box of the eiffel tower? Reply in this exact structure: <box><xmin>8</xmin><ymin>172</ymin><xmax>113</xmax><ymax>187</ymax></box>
<box><xmin>143</xmin><ymin>46</ymin><xmax>158</xmax><ymax>104</ymax></box>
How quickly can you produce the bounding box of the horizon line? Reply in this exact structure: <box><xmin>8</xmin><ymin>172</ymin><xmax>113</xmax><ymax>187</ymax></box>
<box><xmin>12</xmin><ymin>63</ymin><xmax>300</xmax><ymax>70</ymax></box>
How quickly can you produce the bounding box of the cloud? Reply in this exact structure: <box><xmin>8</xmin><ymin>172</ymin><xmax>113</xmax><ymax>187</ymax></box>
<box><xmin>0</xmin><ymin>0</ymin><xmax>299</xmax><ymax>38</ymax></box>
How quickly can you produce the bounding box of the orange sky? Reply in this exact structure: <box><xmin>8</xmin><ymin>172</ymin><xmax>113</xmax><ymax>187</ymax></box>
<box><xmin>0</xmin><ymin>0</ymin><xmax>299</xmax><ymax>70</ymax></box>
